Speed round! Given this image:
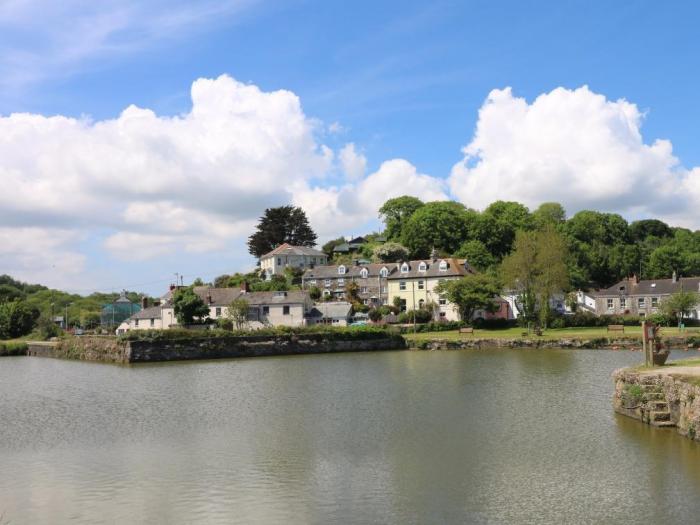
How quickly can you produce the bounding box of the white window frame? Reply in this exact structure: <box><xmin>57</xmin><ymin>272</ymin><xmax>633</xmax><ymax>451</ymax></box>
<box><xmin>418</xmin><ymin>280</ymin><xmax>425</xmax><ymax>290</ymax></box>
<box><xmin>401</xmin><ymin>263</ymin><xmax>409</xmax><ymax>274</ymax></box>
<box><xmin>439</xmin><ymin>260</ymin><xmax>447</xmax><ymax>271</ymax></box>
<box><xmin>638</xmin><ymin>297</ymin><xmax>645</xmax><ymax>309</ymax></box>
<box><xmin>652</xmin><ymin>297</ymin><xmax>659</xmax><ymax>308</ymax></box>
<box><xmin>418</xmin><ymin>262</ymin><xmax>427</xmax><ymax>272</ymax></box>
<box><xmin>337</xmin><ymin>278</ymin><xmax>345</xmax><ymax>287</ymax></box>
<box><xmin>380</xmin><ymin>267</ymin><xmax>389</xmax><ymax>278</ymax></box>
<box><xmin>324</xmin><ymin>279</ymin><xmax>331</xmax><ymax>288</ymax></box>
<box><xmin>338</xmin><ymin>265</ymin><xmax>346</xmax><ymax>275</ymax></box>
<box><xmin>607</xmin><ymin>299</ymin><xmax>613</xmax><ymax>310</ymax></box>
<box><xmin>360</xmin><ymin>268</ymin><xmax>369</xmax><ymax>278</ymax></box>
<box><xmin>399</xmin><ymin>281</ymin><xmax>406</xmax><ymax>291</ymax></box>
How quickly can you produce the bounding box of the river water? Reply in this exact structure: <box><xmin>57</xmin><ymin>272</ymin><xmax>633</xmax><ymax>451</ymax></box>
<box><xmin>2</xmin><ymin>349</ymin><xmax>700</xmax><ymax>524</ymax></box>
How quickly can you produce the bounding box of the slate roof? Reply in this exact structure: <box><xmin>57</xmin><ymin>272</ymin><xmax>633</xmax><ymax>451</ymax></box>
<box><xmin>130</xmin><ymin>306</ymin><xmax>162</xmax><ymax>320</ymax></box>
<box><xmin>596</xmin><ymin>276</ymin><xmax>700</xmax><ymax>297</ymax></box>
<box><xmin>260</xmin><ymin>243</ymin><xmax>326</xmax><ymax>259</ymax></box>
<box><xmin>191</xmin><ymin>286</ymin><xmax>309</xmax><ymax>306</ymax></box>
<box><xmin>303</xmin><ymin>263</ymin><xmax>396</xmax><ymax>280</ymax></box>
<box><xmin>386</xmin><ymin>258</ymin><xmax>475</xmax><ymax>279</ymax></box>
<box><xmin>307</xmin><ymin>302</ymin><xmax>353</xmax><ymax>319</ymax></box>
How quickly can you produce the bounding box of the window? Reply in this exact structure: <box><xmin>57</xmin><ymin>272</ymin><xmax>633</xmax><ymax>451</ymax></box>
<box><xmin>308</xmin><ymin>279</ymin><xmax>317</xmax><ymax>286</ymax></box>
<box><xmin>216</xmin><ymin>307</ymin><xmax>222</xmax><ymax>317</ymax></box>
<box><xmin>360</xmin><ymin>287</ymin><xmax>368</xmax><ymax>293</ymax></box>
<box><xmin>323</xmin><ymin>290</ymin><xmax>331</xmax><ymax>297</ymax></box>
<box><xmin>439</xmin><ymin>296</ymin><xmax>447</xmax><ymax>306</ymax></box>
<box><xmin>620</xmin><ymin>298</ymin><xmax>627</xmax><ymax>308</ymax></box>
<box><xmin>325</xmin><ymin>279</ymin><xmax>331</xmax><ymax>288</ymax></box>
<box><xmin>283</xmin><ymin>306</ymin><xmax>290</xmax><ymax>315</ymax></box>
<box><xmin>337</xmin><ymin>278</ymin><xmax>345</xmax><ymax>287</ymax></box>
<box><xmin>652</xmin><ymin>297</ymin><xmax>659</xmax><ymax>308</ymax></box>
<box><xmin>338</xmin><ymin>265</ymin><xmax>346</xmax><ymax>275</ymax></box>
<box><xmin>418</xmin><ymin>262</ymin><xmax>427</xmax><ymax>272</ymax></box>
<box><xmin>150</xmin><ymin>319</ymin><xmax>154</xmax><ymax>327</ymax></box>
<box><xmin>360</xmin><ymin>268</ymin><xmax>369</xmax><ymax>278</ymax></box>
<box><xmin>401</xmin><ymin>263</ymin><xmax>409</xmax><ymax>273</ymax></box>
<box><xmin>418</xmin><ymin>299</ymin><xmax>425</xmax><ymax>309</ymax></box>
<box><xmin>418</xmin><ymin>280</ymin><xmax>425</xmax><ymax>290</ymax></box>
<box><xmin>380</xmin><ymin>267</ymin><xmax>388</xmax><ymax>278</ymax></box>
<box><xmin>277</xmin><ymin>257</ymin><xmax>282</xmax><ymax>265</ymax></box>
<box><xmin>135</xmin><ymin>319</ymin><xmax>139</xmax><ymax>327</ymax></box>
<box><xmin>638</xmin><ymin>298</ymin><xmax>645</xmax><ymax>309</ymax></box>
<box><xmin>399</xmin><ymin>299</ymin><xmax>407</xmax><ymax>312</ymax></box>
<box><xmin>381</xmin><ymin>286</ymin><xmax>387</xmax><ymax>293</ymax></box>
<box><xmin>400</xmin><ymin>281</ymin><xmax>406</xmax><ymax>291</ymax></box>
<box><xmin>607</xmin><ymin>299</ymin><xmax>614</xmax><ymax>310</ymax></box>
<box><xmin>439</xmin><ymin>311</ymin><xmax>446</xmax><ymax>318</ymax></box>
<box><xmin>262</xmin><ymin>305</ymin><xmax>269</xmax><ymax>315</ymax></box>
<box><xmin>439</xmin><ymin>260</ymin><xmax>447</xmax><ymax>271</ymax></box>
<box><xmin>363</xmin><ymin>299</ymin><xmax>369</xmax><ymax>305</ymax></box>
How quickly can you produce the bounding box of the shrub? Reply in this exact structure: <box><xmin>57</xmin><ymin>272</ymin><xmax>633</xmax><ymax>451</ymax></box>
<box><xmin>368</xmin><ymin>309</ymin><xmax>382</xmax><ymax>322</ymax></box>
<box><xmin>0</xmin><ymin>341</ymin><xmax>28</xmax><ymax>356</ymax></box>
<box><xmin>472</xmin><ymin>318</ymin><xmax>515</xmax><ymax>329</ymax></box>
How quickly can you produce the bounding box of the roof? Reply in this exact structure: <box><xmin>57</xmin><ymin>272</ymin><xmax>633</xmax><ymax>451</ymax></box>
<box><xmin>307</xmin><ymin>302</ymin><xmax>353</xmax><ymax>319</ymax></box>
<box><xmin>386</xmin><ymin>258</ymin><xmax>475</xmax><ymax>279</ymax></box>
<box><xmin>303</xmin><ymin>263</ymin><xmax>397</xmax><ymax>280</ymax></box>
<box><xmin>596</xmin><ymin>276</ymin><xmax>700</xmax><ymax>297</ymax></box>
<box><xmin>333</xmin><ymin>243</ymin><xmax>350</xmax><ymax>252</ymax></box>
<box><xmin>191</xmin><ymin>286</ymin><xmax>309</xmax><ymax>306</ymax></box>
<box><xmin>130</xmin><ymin>306</ymin><xmax>162</xmax><ymax>320</ymax></box>
<box><xmin>348</xmin><ymin>236</ymin><xmax>367</xmax><ymax>245</ymax></box>
<box><xmin>260</xmin><ymin>243</ymin><xmax>326</xmax><ymax>259</ymax></box>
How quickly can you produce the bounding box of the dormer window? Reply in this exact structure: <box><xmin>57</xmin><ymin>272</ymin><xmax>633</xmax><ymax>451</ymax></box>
<box><xmin>380</xmin><ymin>267</ymin><xmax>388</xmax><ymax>278</ymax></box>
<box><xmin>360</xmin><ymin>268</ymin><xmax>369</xmax><ymax>278</ymax></box>
<box><xmin>400</xmin><ymin>262</ymin><xmax>409</xmax><ymax>274</ymax></box>
<box><xmin>439</xmin><ymin>260</ymin><xmax>447</xmax><ymax>271</ymax></box>
<box><xmin>418</xmin><ymin>262</ymin><xmax>427</xmax><ymax>272</ymax></box>
<box><xmin>338</xmin><ymin>265</ymin><xmax>346</xmax><ymax>275</ymax></box>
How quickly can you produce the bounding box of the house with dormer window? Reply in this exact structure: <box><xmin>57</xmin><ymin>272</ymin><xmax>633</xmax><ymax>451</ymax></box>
<box><xmin>302</xmin><ymin>262</ymin><xmax>396</xmax><ymax>304</ymax></box>
<box><xmin>387</xmin><ymin>258</ymin><xmax>476</xmax><ymax>321</ymax></box>
<box><xmin>259</xmin><ymin>243</ymin><xmax>328</xmax><ymax>278</ymax></box>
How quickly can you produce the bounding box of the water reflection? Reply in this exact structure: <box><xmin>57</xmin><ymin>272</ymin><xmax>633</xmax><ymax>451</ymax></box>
<box><xmin>1</xmin><ymin>350</ymin><xmax>700</xmax><ymax>524</ymax></box>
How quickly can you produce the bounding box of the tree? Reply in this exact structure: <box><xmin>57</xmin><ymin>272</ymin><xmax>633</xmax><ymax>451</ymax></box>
<box><xmin>0</xmin><ymin>300</ymin><xmax>39</xmax><ymax>339</ymax></box>
<box><xmin>378</xmin><ymin>196</ymin><xmax>424</xmax><ymax>240</ymax></box>
<box><xmin>247</xmin><ymin>206</ymin><xmax>317</xmax><ymax>258</ymax></box>
<box><xmin>629</xmin><ymin>219</ymin><xmax>673</xmax><ymax>243</ymax></box>
<box><xmin>435</xmin><ymin>274</ymin><xmax>501</xmax><ymax>324</ymax></box>
<box><xmin>0</xmin><ymin>284</ymin><xmax>24</xmax><ymax>303</ymax></box>
<box><xmin>373</xmin><ymin>242</ymin><xmax>410</xmax><ymax>263</ymax></box>
<box><xmin>661</xmin><ymin>290</ymin><xmax>700</xmax><ymax>326</ymax></box>
<box><xmin>501</xmin><ymin>227</ymin><xmax>569</xmax><ymax>329</ymax></box>
<box><xmin>226</xmin><ymin>297</ymin><xmax>250</xmax><ymax>330</ymax></box>
<box><xmin>345</xmin><ymin>281</ymin><xmax>361</xmax><ymax>303</ymax></box>
<box><xmin>532</xmin><ymin>202</ymin><xmax>566</xmax><ymax>229</ymax></box>
<box><xmin>308</xmin><ymin>286</ymin><xmax>321</xmax><ymax>301</ymax></box>
<box><xmin>172</xmin><ymin>287</ymin><xmax>210</xmax><ymax>325</ymax></box>
<box><xmin>400</xmin><ymin>201</ymin><xmax>473</xmax><ymax>258</ymax></box>
<box><xmin>192</xmin><ymin>277</ymin><xmax>206</xmax><ymax>286</ymax></box>
<box><xmin>479</xmin><ymin>201</ymin><xmax>532</xmax><ymax>258</ymax></box>
<box><xmin>454</xmin><ymin>240</ymin><xmax>495</xmax><ymax>271</ymax></box>
<box><xmin>251</xmin><ymin>275</ymin><xmax>290</xmax><ymax>292</ymax></box>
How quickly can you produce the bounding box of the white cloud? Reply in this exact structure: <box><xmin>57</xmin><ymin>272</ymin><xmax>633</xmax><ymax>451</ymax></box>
<box><xmin>339</xmin><ymin>143</ymin><xmax>367</xmax><ymax>181</ymax></box>
<box><xmin>0</xmin><ymin>74</ymin><xmax>331</xmax><ymax>264</ymax></box>
<box><xmin>449</xmin><ymin>86</ymin><xmax>699</xmax><ymax>224</ymax></box>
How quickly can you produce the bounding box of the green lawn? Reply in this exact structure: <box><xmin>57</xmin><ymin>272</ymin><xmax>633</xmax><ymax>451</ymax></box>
<box><xmin>404</xmin><ymin>325</ymin><xmax>699</xmax><ymax>342</ymax></box>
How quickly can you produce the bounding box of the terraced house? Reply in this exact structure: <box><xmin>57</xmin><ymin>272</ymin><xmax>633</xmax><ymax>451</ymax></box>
<box><xmin>259</xmin><ymin>243</ymin><xmax>327</xmax><ymax>277</ymax></box>
<box><xmin>301</xmin><ymin>263</ymin><xmax>395</xmax><ymax>305</ymax></box>
<box><xmin>387</xmin><ymin>258</ymin><xmax>475</xmax><ymax>321</ymax></box>
<box><xmin>592</xmin><ymin>273</ymin><xmax>700</xmax><ymax>318</ymax></box>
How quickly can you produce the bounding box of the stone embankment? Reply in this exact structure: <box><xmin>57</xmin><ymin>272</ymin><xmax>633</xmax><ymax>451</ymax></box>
<box><xmin>613</xmin><ymin>368</ymin><xmax>700</xmax><ymax>442</ymax></box>
<box><xmin>26</xmin><ymin>333</ymin><xmax>407</xmax><ymax>364</ymax></box>
<box><xmin>410</xmin><ymin>337</ymin><xmax>647</xmax><ymax>351</ymax></box>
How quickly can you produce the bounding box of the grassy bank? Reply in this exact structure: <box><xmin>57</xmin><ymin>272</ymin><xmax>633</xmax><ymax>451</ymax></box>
<box><xmin>404</xmin><ymin>326</ymin><xmax>700</xmax><ymax>342</ymax></box>
<box><xmin>0</xmin><ymin>341</ymin><xmax>28</xmax><ymax>356</ymax></box>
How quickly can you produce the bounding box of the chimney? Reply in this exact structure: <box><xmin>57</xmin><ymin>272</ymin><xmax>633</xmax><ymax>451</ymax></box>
<box><xmin>153</xmin><ymin>300</ymin><xmax>161</xmax><ymax>307</ymax></box>
<box><xmin>169</xmin><ymin>284</ymin><xmax>176</xmax><ymax>291</ymax></box>
<box><xmin>353</xmin><ymin>259</ymin><xmax>360</xmax><ymax>266</ymax></box>
<box><xmin>241</xmin><ymin>281</ymin><xmax>249</xmax><ymax>294</ymax></box>
<box><xmin>141</xmin><ymin>296</ymin><xmax>148</xmax><ymax>309</ymax></box>
<box><xmin>630</xmin><ymin>274</ymin><xmax>638</xmax><ymax>285</ymax></box>
<box><xmin>672</xmin><ymin>271</ymin><xmax>678</xmax><ymax>283</ymax></box>
<box><xmin>431</xmin><ymin>248</ymin><xmax>439</xmax><ymax>262</ymax></box>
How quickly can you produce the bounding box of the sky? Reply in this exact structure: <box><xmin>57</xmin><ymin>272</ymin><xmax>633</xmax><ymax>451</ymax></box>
<box><xmin>1</xmin><ymin>0</ymin><xmax>700</xmax><ymax>295</ymax></box>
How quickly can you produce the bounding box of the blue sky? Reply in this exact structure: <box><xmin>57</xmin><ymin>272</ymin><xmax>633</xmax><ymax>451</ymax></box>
<box><xmin>1</xmin><ymin>0</ymin><xmax>699</xmax><ymax>294</ymax></box>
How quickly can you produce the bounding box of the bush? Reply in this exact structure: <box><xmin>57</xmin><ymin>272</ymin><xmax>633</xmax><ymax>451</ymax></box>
<box><xmin>0</xmin><ymin>341</ymin><xmax>28</xmax><ymax>356</ymax></box>
<box><xmin>472</xmin><ymin>317</ymin><xmax>517</xmax><ymax>329</ymax></box>
<box><xmin>398</xmin><ymin>309</ymin><xmax>433</xmax><ymax>324</ymax></box>
<box><xmin>368</xmin><ymin>309</ymin><xmax>382</xmax><ymax>322</ymax></box>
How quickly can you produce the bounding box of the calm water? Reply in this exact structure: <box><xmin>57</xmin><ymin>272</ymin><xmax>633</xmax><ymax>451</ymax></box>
<box><xmin>2</xmin><ymin>349</ymin><xmax>700</xmax><ymax>524</ymax></box>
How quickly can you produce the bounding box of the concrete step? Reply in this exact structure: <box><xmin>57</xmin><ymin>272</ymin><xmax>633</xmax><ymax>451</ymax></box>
<box><xmin>643</xmin><ymin>392</ymin><xmax>664</xmax><ymax>400</ymax></box>
<box><xmin>648</xmin><ymin>400</ymin><xmax>669</xmax><ymax>410</ymax></box>
<box><xmin>640</xmin><ymin>384</ymin><xmax>663</xmax><ymax>392</ymax></box>
<box><xmin>650</xmin><ymin>410</ymin><xmax>671</xmax><ymax>422</ymax></box>
<box><xmin>651</xmin><ymin>420</ymin><xmax>676</xmax><ymax>428</ymax></box>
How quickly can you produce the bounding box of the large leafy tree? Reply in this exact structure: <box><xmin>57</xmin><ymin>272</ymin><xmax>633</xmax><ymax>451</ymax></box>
<box><xmin>0</xmin><ymin>300</ymin><xmax>39</xmax><ymax>339</ymax></box>
<box><xmin>378</xmin><ymin>196</ymin><xmax>424</xmax><ymax>240</ymax></box>
<box><xmin>226</xmin><ymin>298</ymin><xmax>250</xmax><ymax>330</ymax></box>
<box><xmin>172</xmin><ymin>287</ymin><xmax>210</xmax><ymax>325</ymax></box>
<box><xmin>478</xmin><ymin>201</ymin><xmax>532</xmax><ymax>258</ymax></box>
<box><xmin>435</xmin><ymin>274</ymin><xmax>501</xmax><ymax>323</ymax></box>
<box><xmin>400</xmin><ymin>201</ymin><xmax>474</xmax><ymax>258</ymax></box>
<box><xmin>247</xmin><ymin>206</ymin><xmax>317</xmax><ymax>258</ymax></box>
<box><xmin>454</xmin><ymin>240</ymin><xmax>495</xmax><ymax>271</ymax></box>
<box><xmin>501</xmin><ymin>227</ymin><xmax>569</xmax><ymax>329</ymax></box>
<box><xmin>661</xmin><ymin>290</ymin><xmax>700</xmax><ymax>326</ymax></box>
<box><xmin>532</xmin><ymin>202</ymin><xmax>566</xmax><ymax>230</ymax></box>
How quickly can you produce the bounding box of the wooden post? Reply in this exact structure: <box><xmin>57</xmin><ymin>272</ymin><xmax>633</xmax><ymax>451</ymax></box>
<box><xmin>642</xmin><ymin>320</ymin><xmax>650</xmax><ymax>367</ymax></box>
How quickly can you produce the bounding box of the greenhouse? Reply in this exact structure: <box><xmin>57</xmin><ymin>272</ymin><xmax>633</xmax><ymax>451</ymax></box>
<box><xmin>100</xmin><ymin>291</ymin><xmax>141</xmax><ymax>327</ymax></box>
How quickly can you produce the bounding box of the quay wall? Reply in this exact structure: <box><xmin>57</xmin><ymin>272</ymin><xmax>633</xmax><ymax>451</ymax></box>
<box><xmin>613</xmin><ymin>369</ymin><xmax>700</xmax><ymax>442</ymax></box>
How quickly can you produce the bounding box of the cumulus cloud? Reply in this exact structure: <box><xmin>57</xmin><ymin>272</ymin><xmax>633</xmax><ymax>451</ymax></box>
<box><xmin>339</xmin><ymin>143</ymin><xmax>367</xmax><ymax>180</ymax></box>
<box><xmin>449</xmin><ymin>86</ymin><xmax>699</xmax><ymax>224</ymax></box>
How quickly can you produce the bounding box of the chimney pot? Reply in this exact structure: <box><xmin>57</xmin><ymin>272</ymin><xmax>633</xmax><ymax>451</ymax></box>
<box><xmin>241</xmin><ymin>281</ymin><xmax>249</xmax><ymax>293</ymax></box>
<box><xmin>206</xmin><ymin>294</ymin><xmax>213</xmax><ymax>304</ymax></box>
<box><xmin>141</xmin><ymin>296</ymin><xmax>148</xmax><ymax>309</ymax></box>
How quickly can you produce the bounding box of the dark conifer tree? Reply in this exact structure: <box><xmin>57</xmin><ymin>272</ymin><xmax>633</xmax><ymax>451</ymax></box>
<box><xmin>247</xmin><ymin>206</ymin><xmax>317</xmax><ymax>258</ymax></box>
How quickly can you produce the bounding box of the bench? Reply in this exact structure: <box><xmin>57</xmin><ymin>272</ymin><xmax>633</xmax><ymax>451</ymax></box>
<box><xmin>459</xmin><ymin>327</ymin><xmax>474</xmax><ymax>334</ymax></box>
<box><xmin>607</xmin><ymin>324</ymin><xmax>625</xmax><ymax>333</ymax></box>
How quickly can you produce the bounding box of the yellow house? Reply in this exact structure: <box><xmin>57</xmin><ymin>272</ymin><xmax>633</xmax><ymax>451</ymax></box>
<box><xmin>386</xmin><ymin>258</ymin><xmax>474</xmax><ymax>321</ymax></box>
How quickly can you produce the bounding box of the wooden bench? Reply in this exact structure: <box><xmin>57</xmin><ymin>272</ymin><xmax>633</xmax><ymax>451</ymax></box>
<box><xmin>459</xmin><ymin>327</ymin><xmax>474</xmax><ymax>334</ymax></box>
<box><xmin>607</xmin><ymin>324</ymin><xmax>625</xmax><ymax>333</ymax></box>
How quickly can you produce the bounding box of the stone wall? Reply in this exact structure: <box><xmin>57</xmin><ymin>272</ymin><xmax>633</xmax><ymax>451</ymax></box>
<box><xmin>613</xmin><ymin>369</ymin><xmax>700</xmax><ymax>442</ymax></box>
<box><xmin>126</xmin><ymin>333</ymin><xmax>406</xmax><ymax>362</ymax></box>
<box><xmin>411</xmin><ymin>337</ymin><xmax>644</xmax><ymax>351</ymax></box>
<box><xmin>26</xmin><ymin>334</ymin><xmax>406</xmax><ymax>363</ymax></box>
